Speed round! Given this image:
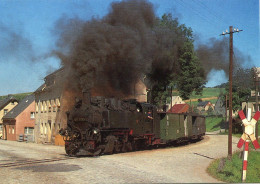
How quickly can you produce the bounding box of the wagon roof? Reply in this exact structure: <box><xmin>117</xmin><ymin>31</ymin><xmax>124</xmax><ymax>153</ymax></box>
<box><xmin>167</xmin><ymin>104</ymin><xmax>189</xmax><ymax>113</ymax></box>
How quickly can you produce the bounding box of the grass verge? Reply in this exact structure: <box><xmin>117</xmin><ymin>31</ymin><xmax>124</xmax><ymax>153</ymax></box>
<box><xmin>207</xmin><ymin>151</ymin><xmax>260</xmax><ymax>183</ymax></box>
<box><xmin>206</xmin><ymin>116</ymin><xmax>224</xmax><ymax>132</ymax></box>
<box><xmin>0</xmin><ymin>92</ymin><xmax>32</xmax><ymax>101</ymax></box>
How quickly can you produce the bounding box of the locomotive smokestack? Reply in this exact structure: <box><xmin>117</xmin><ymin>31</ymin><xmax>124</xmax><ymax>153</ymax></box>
<box><xmin>83</xmin><ymin>90</ymin><xmax>91</xmax><ymax>106</ymax></box>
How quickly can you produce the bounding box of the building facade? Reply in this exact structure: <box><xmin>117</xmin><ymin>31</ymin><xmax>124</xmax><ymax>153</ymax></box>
<box><xmin>2</xmin><ymin>94</ymin><xmax>35</xmax><ymax>141</ymax></box>
<box><xmin>34</xmin><ymin>68</ymin><xmax>67</xmax><ymax>144</ymax></box>
<box><xmin>197</xmin><ymin>101</ymin><xmax>214</xmax><ymax>112</ymax></box>
<box><xmin>0</xmin><ymin>96</ymin><xmax>18</xmax><ymax>138</ymax></box>
<box><xmin>166</xmin><ymin>96</ymin><xmax>185</xmax><ymax>112</ymax></box>
<box><xmin>214</xmin><ymin>97</ymin><xmax>226</xmax><ymax>116</ymax></box>
<box><xmin>242</xmin><ymin>98</ymin><xmax>260</xmax><ymax>117</ymax></box>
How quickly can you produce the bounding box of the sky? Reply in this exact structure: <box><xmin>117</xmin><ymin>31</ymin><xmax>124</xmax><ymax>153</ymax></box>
<box><xmin>0</xmin><ymin>0</ymin><xmax>259</xmax><ymax>95</ymax></box>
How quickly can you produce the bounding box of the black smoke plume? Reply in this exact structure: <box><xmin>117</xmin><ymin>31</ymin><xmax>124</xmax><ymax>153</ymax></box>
<box><xmin>55</xmin><ymin>0</ymin><xmax>156</xmax><ymax>98</ymax></box>
<box><xmin>196</xmin><ymin>37</ymin><xmax>251</xmax><ymax>77</ymax></box>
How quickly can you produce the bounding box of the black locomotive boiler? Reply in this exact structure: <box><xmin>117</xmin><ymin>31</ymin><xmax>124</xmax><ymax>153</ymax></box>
<box><xmin>59</xmin><ymin>92</ymin><xmax>205</xmax><ymax>156</ymax></box>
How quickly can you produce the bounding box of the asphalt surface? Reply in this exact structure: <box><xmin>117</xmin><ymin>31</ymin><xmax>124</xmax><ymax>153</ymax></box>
<box><xmin>0</xmin><ymin>134</ymin><xmax>240</xmax><ymax>183</ymax></box>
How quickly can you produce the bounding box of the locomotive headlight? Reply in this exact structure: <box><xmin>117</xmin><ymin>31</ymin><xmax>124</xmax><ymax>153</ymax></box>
<box><xmin>93</xmin><ymin>129</ymin><xmax>99</xmax><ymax>134</ymax></box>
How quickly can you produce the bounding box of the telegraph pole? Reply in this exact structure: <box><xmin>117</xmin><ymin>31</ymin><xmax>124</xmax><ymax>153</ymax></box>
<box><xmin>221</xmin><ymin>26</ymin><xmax>243</xmax><ymax>158</ymax></box>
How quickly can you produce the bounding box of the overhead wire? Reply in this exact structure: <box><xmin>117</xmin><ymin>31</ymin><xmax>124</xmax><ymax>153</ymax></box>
<box><xmin>177</xmin><ymin>0</ymin><xmax>215</xmax><ymax>26</ymax></box>
<box><xmin>191</xmin><ymin>0</ymin><xmax>227</xmax><ymax>25</ymax></box>
<box><xmin>176</xmin><ymin>0</ymin><xmax>221</xmax><ymax>38</ymax></box>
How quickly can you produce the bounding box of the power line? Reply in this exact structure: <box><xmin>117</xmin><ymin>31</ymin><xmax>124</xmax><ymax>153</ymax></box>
<box><xmin>191</xmin><ymin>0</ymin><xmax>227</xmax><ymax>25</ymax></box>
<box><xmin>176</xmin><ymin>0</ymin><xmax>224</xmax><ymax>38</ymax></box>
<box><xmin>177</xmin><ymin>0</ymin><xmax>216</xmax><ymax>28</ymax></box>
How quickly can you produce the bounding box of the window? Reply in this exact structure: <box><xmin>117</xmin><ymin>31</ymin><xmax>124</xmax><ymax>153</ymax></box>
<box><xmin>56</xmin><ymin>98</ymin><xmax>60</xmax><ymax>111</ymax></box>
<box><xmin>44</xmin><ymin>123</ymin><xmax>47</xmax><ymax>134</ymax></box>
<box><xmin>48</xmin><ymin>121</ymin><xmax>52</xmax><ymax>133</ymax></box>
<box><xmin>30</xmin><ymin>112</ymin><xmax>35</xmax><ymax>119</ymax></box>
<box><xmin>43</xmin><ymin>101</ymin><xmax>47</xmax><ymax>112</ymax></box>
<box><xmin>52</xmin><ymin>99</ymin><xmax>56</xmax><ymax>112</ymax></box>
<box><xmin>36</xmin><ymin>102</ymin><xmax>39</xmax><ymax>113</ymax></box>
<box><xmin>40</xmin><ymin>101</ymin><xmax>43</xmax><ymax>112</ymax></box>
<box><xmin>24</xmin><ymin>127</ymin><xmax>34</xmax><ymax>135</ymax></box>
<box><xmin>40</xmin><ymin>123</ymin><xmax>43</xmax><ymax>134</ymax></box>
<box><xmin>4</xmin><ymin>109</ymin><xmax>8</xmax><ymax>115</ymax></box>
<box><xmin>12</xmin><ymin>127</ymin><xmax>14</xmax><ymax>134</ymax></box>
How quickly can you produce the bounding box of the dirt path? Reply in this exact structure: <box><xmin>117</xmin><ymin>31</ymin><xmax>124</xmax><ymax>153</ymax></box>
<box><xmin>184</xmin><ymin>96</ymin><xmax>218</xmax><ymax>102</ymax></box>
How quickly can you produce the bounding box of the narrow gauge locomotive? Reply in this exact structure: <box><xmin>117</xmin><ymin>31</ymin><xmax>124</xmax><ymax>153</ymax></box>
<box><xmin>59</xmin><ymin>92</ymin><xmax>205</xmax><ymax>156</ymax></box>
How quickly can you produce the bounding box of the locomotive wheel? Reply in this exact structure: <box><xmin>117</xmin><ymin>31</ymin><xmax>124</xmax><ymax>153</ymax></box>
<box><xmin>114</xmin><ymin>141</ymin><xmax>122</xmax><ymax>153</ymax></box>
<box><xmin>65</xmin><ymin>142</ymin><xmax>79</xmax><ymax>156</ymax></box>
<box><xmin>121</xmin><ymin>142</ymin><xmax>133</xmax><ymax>152</ymax></box>
<box><xmin>104</xmin><ymin>135</ymin><xmax>116</xmax><ymax>154</ymax></box>
<box><xmin>133</xmin><ymin>140</ymin><xmax>147</xmax><ymax>151</ymax></box>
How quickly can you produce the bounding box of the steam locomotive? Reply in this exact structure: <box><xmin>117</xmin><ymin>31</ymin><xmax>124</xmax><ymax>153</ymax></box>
<box><xmin>59</xmin><ymin>92</ymin><xmax>206</xmax><ymax>156</ymax></box>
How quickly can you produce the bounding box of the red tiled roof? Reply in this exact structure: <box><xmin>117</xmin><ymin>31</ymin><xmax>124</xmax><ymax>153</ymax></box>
<box><xmin>167</xmin><ymin>104</ymin><xmax>189</xmax><ymax>113</ymax></box>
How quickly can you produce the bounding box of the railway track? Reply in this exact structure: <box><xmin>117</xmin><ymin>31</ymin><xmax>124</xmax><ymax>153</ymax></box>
<box><xmin>0</xmin><ymin>157</ymin><xmax>75</xmax><ymax>168</ymax></box>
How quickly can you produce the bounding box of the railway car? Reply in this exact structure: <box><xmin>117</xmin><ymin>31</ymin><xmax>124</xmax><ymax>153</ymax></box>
<box><xmin>159</xmin><ymin>113</ymin><xmax>205</xmax><ymax>143</ymax></box>
<box><xmin>59</xmin><ymin>92</ymin><xmax>205</xmax><ymax>156</ymax></box>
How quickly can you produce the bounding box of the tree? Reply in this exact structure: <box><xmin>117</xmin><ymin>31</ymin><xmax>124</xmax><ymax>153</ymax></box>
<box><xmin>223</xmin><ymin>68</ymin><xmax>254</xmax><ymax>111</ymax></box>
<box><xmin>176</xmin><ymin>41</ymin><xmax>206</xmax><ymax>100</ymax></box>
<box><xmin>148</xmin><ymin>14</ymin><xmax>206</xmax><ymax>106</ymax></box>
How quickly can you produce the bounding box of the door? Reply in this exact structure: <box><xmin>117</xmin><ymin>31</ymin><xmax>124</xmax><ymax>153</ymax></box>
<box><xmin>47</xmin><ymin>120</ymin><xmax>52</xmax><ymax>142</ymax></box>
<box><xmin>184</xmin><ymin>115</ymin><xmax>188</xmax><ymax>137</ymax></box>
<box><xmin>24</xmin><ymin>127</ymin><xmax>34</xmax><ymax>142</ymax></box>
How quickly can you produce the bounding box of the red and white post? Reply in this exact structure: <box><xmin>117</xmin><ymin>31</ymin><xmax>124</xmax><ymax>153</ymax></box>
<box><xmin>242</xmin><ymin>108</ymin><xmax>251</xmax><ymax>182</ymax></box>
<box><xmin>242</xmin><ymin>140</ymin><xmax>249</xmax><ymax>182</ymax></box>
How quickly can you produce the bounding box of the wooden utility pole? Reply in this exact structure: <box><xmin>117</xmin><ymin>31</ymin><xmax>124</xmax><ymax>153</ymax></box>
<box><xmin>221</xmin><ymin>26</ymin><xmax>243</xmax><ymax>158</ymax></box>
<box><xmin>225</xmin><ymin>94</ymin><xmax>227</xmax><ymax>132</ymax></box>
<box><xmin>228</xmin><ymin>26</ymin><xmax>233</xmax><ymax>158</ymax></box>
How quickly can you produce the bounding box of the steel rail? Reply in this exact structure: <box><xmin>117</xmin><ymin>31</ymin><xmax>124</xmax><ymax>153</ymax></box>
<box><xmin>0</xmin><ymin>157</ymin><xmax>76</xmax><ymax>168</ymax></box>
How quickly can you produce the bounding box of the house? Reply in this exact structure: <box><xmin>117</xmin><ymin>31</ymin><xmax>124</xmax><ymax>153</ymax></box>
<box><xmin>2</xmin><ymin>94</ymin><xmax>35</xmax><ymax>141</ymax></box>
<box><xmin>242</xmin><ymin>97</ymin><xmax>260</xmax><ymax>118</ymax></box>
<box><xmin>251</xmin><ymin>90</ymin><xmax>260</xmax><ymax>97</ymax></box>
<box><xmin>166</xmin><ymin>96</ymin><xmax>185</xmax><ymax>111</ymax></box>
<box><xmin>171</xmin><ymin>96</ymin><xmax>184</xmax><ymax>105</ymax></box>
<box><xmin>0</xmin><ymin>95</ymin><xmax>18</xmax><ymax>138</ymax></box>
<box><xmin>167</xmin><ymin>104</ymin><xmax>190</xmax><ymax>113</ymax></box>
<box><xmin>34</xmin><ymin>68</ymin><xmax>65</xmax><ymax>145</ymax></box>
<box><xmin>214</xmin><ymin>97</ymin><xmax>226</xmax><ymax>116</ymax></box>
<box><xmin>197</xmin><ymin>101</ymin><xmax>214</xmax><ymax>112</ymax></box>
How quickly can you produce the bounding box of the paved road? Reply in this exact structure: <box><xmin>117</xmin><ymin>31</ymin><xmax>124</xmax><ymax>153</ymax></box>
<box><xmin>0</xmin><ymin>134</ymin><xmax>240</xmax><ymax>183</ymax></box>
